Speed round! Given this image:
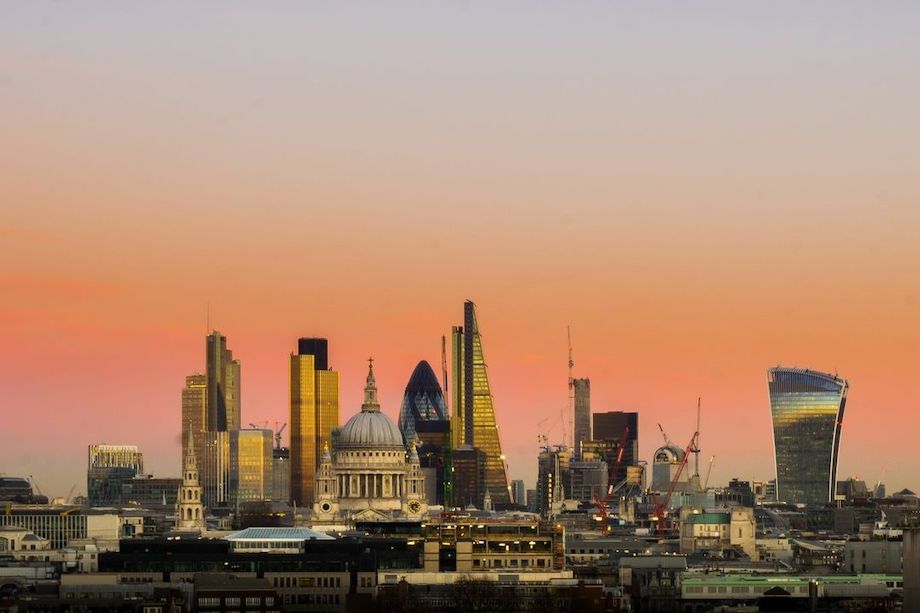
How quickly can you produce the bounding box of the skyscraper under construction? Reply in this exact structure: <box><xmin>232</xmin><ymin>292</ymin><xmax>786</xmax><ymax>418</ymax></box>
<box><xmin>451</xmin><ymin>301</ymin><xmax>510</xmax><ymax>506</ymax></box>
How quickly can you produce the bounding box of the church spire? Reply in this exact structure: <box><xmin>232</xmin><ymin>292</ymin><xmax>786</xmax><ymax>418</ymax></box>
<box><xmin>361</xmin><ymin>357</ymin><xmax>380</xmax><ymax>413</ymax></box>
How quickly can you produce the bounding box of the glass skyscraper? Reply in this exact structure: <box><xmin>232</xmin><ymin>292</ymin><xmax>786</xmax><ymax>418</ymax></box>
<box><xmin>768</xmin><ymin>367</ymin><xmax>848</xmax><ymax>506</ymax></box>
<box><xmin>290</xmin><ymin>338</ymin><xmax>339</xmax><ymax>507</ymax></box>
<box><xmin>397</xmin><ymin>360</ymin><xmax>447</xmax><ymax>445</ymax></box>
<box><xmin>230</xmin><ymin>429</ymin><xmax>273</xmax><ymax>510</ymax></box>
<box><xmin>206</xmin><ymin>331</ymin><xmax>240</xmax><ymax>432</ymax></box>
<box><xmin>573</xmin><ymin>378</ymin><xmax>591</xmax><ymax>458</ymax></box>
<box><xmin>451</xmin><ymin>301</ymin><xmax>510</xmax><ymax>506</ymax></box>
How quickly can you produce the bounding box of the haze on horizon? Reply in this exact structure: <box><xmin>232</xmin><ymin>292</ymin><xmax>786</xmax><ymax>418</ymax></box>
<box><xmin>1</xmin><ymin>2</ymin><xmax>919</xmax><ymax>498</ymax></box>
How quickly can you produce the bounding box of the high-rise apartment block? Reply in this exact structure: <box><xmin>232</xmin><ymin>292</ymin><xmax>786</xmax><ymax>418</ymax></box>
<box><xmin>573</xmin><ymin>378</ymin><xmax>591</xmax><ymax>458</ymax></box>
<box><xmin>768</xmin><ymin>367</ymin><xmax>848</xmax><ymax>506</ymax></box>
<box><xmin>290</xmin><ymin>338</ymin><xmax>339</xmax><ymax>507</ymax></box>
<box><xmin>451</xmin><ymin>301</ymin><xmax>510</xmax><ymax>506</ymax></box>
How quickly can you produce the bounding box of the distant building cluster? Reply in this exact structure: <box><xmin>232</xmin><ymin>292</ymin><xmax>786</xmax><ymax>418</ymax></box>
<box><xmin>3</xmin><ymin>300</ymin><xmax>917</xmax><ymax>611</ymax></box>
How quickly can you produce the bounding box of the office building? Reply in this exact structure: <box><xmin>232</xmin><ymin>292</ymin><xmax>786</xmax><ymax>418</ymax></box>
<box><xmin>536</xmin><ymin>447</ymin><xmax>573</xmax><ymax>517</ymax></box>
<box><xmin>567</xmin><ymin>460</ymin><xmax>608</xmax><ymax>505</ymax></box>
<box><xmin>119</xmin><ymin>476</ymin><xmax>181</xmax><ymax>508</ymax></box>
<box><xmin>768</xmin><ymin>367</ymin><xmax>848</xmax><ymax>506</ymax></box>
<box><xmin>396</xmin><ymin>360</ymin><xmax>451</xmax><ymax>505</ymax></box>
<box><xmin>86</xmin><ymin>445</ymin><xmax>144</xmax><ymax>507</ymax></box>
<box><xmin>201</xmin><ymin>430</ymin><xmax>230</xmax><ymax>508</ymax></box>
<box><xmin>592</xmin><ymin>411</ymin><xmax>639</xmax><ymax>486</ymax></box>
<box><xmin>451</xmin><ymin>446</ymin><xmax>485</xmax><ymax>509</ymax></box>
<box><xmin>511</xmin><ymin>479</ymin><xmax>525</xmax><ymax>507</ymax></box>
<box><xmin>397</xmin><ymin>360</ymin><xmax>448</xmax><ymax>445</ymax></box>
<box><xmin>230</xmin><ymin>429</ymin><xmax>273</xmax><ymax>510</ymax></box>
<box><xmin>181</xmin><ymin>374</ymin><xmax>207</xmax><ymax>469</ymax></box>
<box><xmin>573</xmin><ymin>378</ymin><xmax>591</xmax><ymax>458</ymax></box>
<box><xmin>206</xmin><ymin>331</ymin><xmax>241</xmax><ymax>432</ymax></box>
<box><xmin>451</xmin><ymin>301</ymin><xmax>510</xmax><ymax>505</ymax></box>
<box><xmin>290</xmin><ymin>337</ymin><xmax>339</xmax><ymax>507</ymax></box>
<box><xmin>272</xmin><ymin>447</ymin><xmax>290</xmax><ymax>503</ymax></box>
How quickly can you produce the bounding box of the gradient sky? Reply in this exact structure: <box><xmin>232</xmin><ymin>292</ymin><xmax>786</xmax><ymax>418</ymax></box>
<box><xmin>2</xmin><ymin>2</ymin><xmax>919</xmax><ymax>498</ymax></box>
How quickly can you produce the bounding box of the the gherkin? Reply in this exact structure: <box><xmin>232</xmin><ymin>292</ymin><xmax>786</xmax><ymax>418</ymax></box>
<box><xmin>397</xmin><ymin>360</ymin><xmax>447</xmax><ymax>446</ymax></box>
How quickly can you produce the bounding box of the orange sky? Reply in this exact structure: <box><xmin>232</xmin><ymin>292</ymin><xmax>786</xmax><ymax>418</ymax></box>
<box><xmin>1</xmin><ymin>3</ymin><xmax>919</xmax><ymax>497</ymax></box>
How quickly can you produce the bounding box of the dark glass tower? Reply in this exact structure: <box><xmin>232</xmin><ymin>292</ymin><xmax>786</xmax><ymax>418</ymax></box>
<box><xmin>398</xmin><ymin>360</ymin><xmax>449</xmax><ymax>505</ymax></box>
<box><xmin>398</xmin><ymin>360</ymin><xmax>447</xmax><ymax>445</ymax></box>
<box><xmin>768</xmin><ymin>367</ymin><xmax>848</xmax><ymax>506</ymax></box>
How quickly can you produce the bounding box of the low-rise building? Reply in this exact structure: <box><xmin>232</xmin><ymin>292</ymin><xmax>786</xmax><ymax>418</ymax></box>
<box><xmin>679</xmin><ymin>508</ymin><xmax>756</xmax><ymax>559</ymax></box>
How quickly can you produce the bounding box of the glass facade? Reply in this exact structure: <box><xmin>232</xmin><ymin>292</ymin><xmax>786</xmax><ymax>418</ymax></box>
<box><xmin>768</xmin><ymin>367</ymin><xmax>848</xmax><ymax>506</ymax></box>
<box><xmin>206</xmin><ymin>331</ymin><xmax>240</xmax><ymax>432</ymax></box>
<box><xmin>397</xmin><ymin>360</ymin><xmax>447</xmax><ymax>445</ymax></box>
<box><xmin>230</xmin><ymin>429</ymin><xmax>273</xmax><ymax>509</ymax></box>
<box><xmin>290</xmin><ymin>341</ymin><xmax>339</xmax><ymax>507</ymax></box>
<box><xmin>454</xmin><ymin>302</ymin><xmax>510</xmax><ymax>506</ymax></box>
<box><xmin>573</xmin><ymin>378</ymin><xmax>591</xmax><ymax>458</ymax></box>
<box><xmin>181</xmin><ymin>374</ymin><xmax>207</xmax><ymax>475</ymax></box>
<box><xmin>202</xmin><ymin>430</ymin><xmax>230</xmax><ymax>508</ymax></box>
<box><xmin>86</xmin><ymin>445</ymin><xmax>145</xmax><ymax>507</ymax></box>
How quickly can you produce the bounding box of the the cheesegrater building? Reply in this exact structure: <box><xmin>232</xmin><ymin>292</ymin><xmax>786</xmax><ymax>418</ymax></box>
<box><xmin>451</xmin><ymin>301</ymin><xmax>510</xmax><ymax>506</ymax></box>
<box><xmin>768</xmin><ymin>367</ymin><xmax>848</xmax><ymax>506</ymax></box>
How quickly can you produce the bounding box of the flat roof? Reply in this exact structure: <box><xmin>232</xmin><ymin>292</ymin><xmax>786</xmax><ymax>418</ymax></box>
<box><xmin>225</xmin><ymin>527</ymin><xmax>334</xmax><ymax>541</ymax></box>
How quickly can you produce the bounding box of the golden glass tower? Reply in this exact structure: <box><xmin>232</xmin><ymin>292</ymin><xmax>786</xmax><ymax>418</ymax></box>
<box><xmin>452</xmin><ymin>301</ymin><xmax>510</xmax><ymax>506</ymax></box>
<box><xmin>290</xmin><ymin>338</ymin><xmax>339</xmax><ymax>506</ymax></box>
<box><xmin>206</xmin><ymin>331</ymin><xmax>240</xmax><ymax>432</ymax></box>
<box><xmin>181</xmin><ymin>374</ymin><xmax>207</xmax><ymax>471</ymax></box>
<box><xmin>230</xmin><ymin>429</ymin><xmax>273</xmax><ymax>509</ymax></box>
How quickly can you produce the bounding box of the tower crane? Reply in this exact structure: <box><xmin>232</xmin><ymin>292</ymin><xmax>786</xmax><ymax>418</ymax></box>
<box><xmin>703</xmin><ymin>456</ymin><xmax>716</xmax><ymax>490</ymax></box>
<box><xmin>274</xmin><ymin>422</ymin><xmax>287</xmax><ymax>450</ymax></box>
<box><xmin>593</xmin><ymin>425</ymin><xmax>631</xmax><ymax>533</ymax></box>
<box><xmin>650</xmin><ymin>428</ymin><xmax>699</xmax><ymax>538</ymax></box>
<box><xmin>566</xmin><ymin>326</ymin><xmax>574</xmax><ymax>451</ymax></box>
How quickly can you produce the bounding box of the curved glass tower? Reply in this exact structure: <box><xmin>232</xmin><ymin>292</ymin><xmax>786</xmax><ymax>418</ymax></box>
<box><xmin>768</xmin><ymin>367</ymin><xmax>848</xmax><ymax>506</ymax></box>
<box><xmin>397</xmin><ymin>360</ymin><xmax>448</xmax><ymax>445</ymax></box>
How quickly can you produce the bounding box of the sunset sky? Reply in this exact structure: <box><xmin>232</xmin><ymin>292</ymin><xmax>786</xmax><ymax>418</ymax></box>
<box><xmin>2</xmin><ymin>2</ymin><xmax>919</xmax><ymax>498</ymax></box>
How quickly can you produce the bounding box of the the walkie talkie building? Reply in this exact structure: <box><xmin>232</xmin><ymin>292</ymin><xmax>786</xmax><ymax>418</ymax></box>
<box><xmin>768</xmin><ymin>367</ymin><xmax>848</xmax><ymax>506</ymax></box>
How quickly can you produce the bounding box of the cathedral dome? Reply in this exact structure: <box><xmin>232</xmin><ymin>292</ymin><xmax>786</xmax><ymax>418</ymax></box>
<box><xmin>337</xmin><ymin>359</ymin><xmax>406</xmax><ymax>450</ymax></box>
<box><xmin>339</xmin><ymin>411</ymin><xmax>404</xmax><ymax>449</ymax></box>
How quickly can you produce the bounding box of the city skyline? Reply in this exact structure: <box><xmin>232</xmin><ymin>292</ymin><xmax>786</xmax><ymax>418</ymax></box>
<box><xmin>2</xmin><ymin>314</ymin><xmax>910</xmax><ymax>501</ymax></box>
<box><xmin>3</xmin><ymin>3</ymin><xmax>919</xmax><ymax>498</ymax></box>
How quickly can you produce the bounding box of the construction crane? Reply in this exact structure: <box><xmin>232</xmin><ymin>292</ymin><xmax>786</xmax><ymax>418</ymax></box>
<box><xmin>703</xmin><ymin>456</ymin><xmax>716</xmax><ymax>490</ymax></box>
<box><xmin>657</xmin><ymin>423</ymin><xmax>671</xmax><ymax>446</ymax></box>
<box><xmin>689</xmin><ymin>398</ymin><xmax>702</xmax><ymax>479</ymax></box>
<box><xmin>650</xmin><ymin>427</ymin><xmax>700</xmax><ymax>538</ymax></box>
<box><xmin>593</xmin><ymin>425</ymin><xmax>631</xmax><ymax>533</ymax></box>
<box><xmin>65</xmin><ymin>485</ymin><xmax>77</xmax><ymax>505</ymax></box>
<box><xmin>28</xmin><ymin>475</ymin><xmax>42</xmax><ymax>497</ymax></box>
<box><xmin>274</xmin><ymin>422</ymin><xmax>287</xmax><ymax>450</ymax></box>
<box><xmin>566</xmin><ymin>326</ymin><xmax>574</xmax><ymax>451</ymax></box>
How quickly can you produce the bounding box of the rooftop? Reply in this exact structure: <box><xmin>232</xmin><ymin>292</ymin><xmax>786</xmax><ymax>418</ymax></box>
<box><xmin>225</xmin><ymin>527</ymin><xmax>334</xmax><ymax>542</ymax></box>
